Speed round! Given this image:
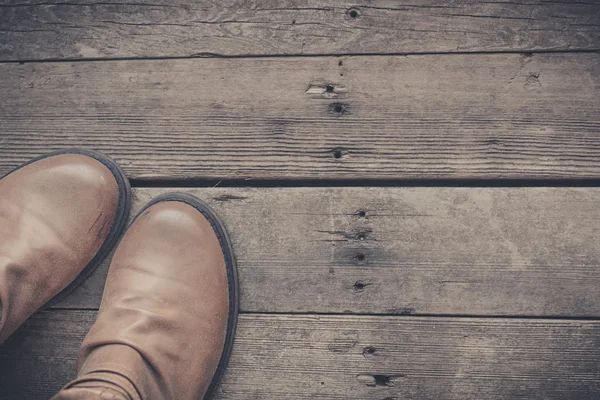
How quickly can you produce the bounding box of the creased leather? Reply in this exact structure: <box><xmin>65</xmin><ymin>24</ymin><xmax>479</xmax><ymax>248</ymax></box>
<box><xmin>0</xmin><ymin>154</ymin><xmax>119</xmax><ymax>344</ymax></box>
<box><xmin>51</xmin><ymin>369</ymin><xmax>137</xmax><ymax>400</ymax></box>
<box><xmin>63</xmin><ymin>201</ymin><xmax>229</xmax><ymax>400</ymax></box>
<box><xmin>51</xmin><ymin>371</ymin><xmax>135</xmax><ymax>400</ymax></box>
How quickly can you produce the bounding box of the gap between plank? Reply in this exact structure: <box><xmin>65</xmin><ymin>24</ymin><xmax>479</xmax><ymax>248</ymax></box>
<box><xmin>47</xmin><ymin>308</ymin><xmax>600</xmax><ymax>322</ymax></box>
<box><xmin>128</xmin><ymin>178</ymin><xmax>600</xmax><ymax>189</ymax></box>
<box><xmin>3</xmin><ymin>48</ymin><xmax>599</xmax><ymax>65</ymax></box>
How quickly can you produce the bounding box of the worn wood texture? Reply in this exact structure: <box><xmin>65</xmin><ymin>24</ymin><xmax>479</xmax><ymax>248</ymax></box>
<box><xmin>52</xmin><ymin>187</ymin><xmax>600</xmax><ymax>317</ymax></box>
<box><xmin>0</xmin><ymin>0</ymin><xmax>599</xmax><ymax>60</ymax></box>
<box><xmin>1</xmin><ymin>310</ymin><xmax>599</xmax><ymax>399</ymax></box>
<box><xmin>1</xmin><ymin>53</ymin><xmax>599</xmax><ymax>181</ymax></box>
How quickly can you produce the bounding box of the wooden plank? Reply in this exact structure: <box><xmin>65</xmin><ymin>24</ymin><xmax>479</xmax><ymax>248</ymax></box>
<box><xmin>1</xmin><ymin>53</ymin><xmax>599</xmax><ymax>181</ymax></box>
<box><xmin>54</xmin><ymin>187</ymin><xmax>600</xmax><ymax>317</ymax></box>
<box><xmin>0</xmin><ymin>0</ymin><xmax>599</xmax><ymax>60</ymax></box>
<box><xmin>1</xmin><ymin>310</ymin><xmax>599</xmax><ymax>399</ymax></box>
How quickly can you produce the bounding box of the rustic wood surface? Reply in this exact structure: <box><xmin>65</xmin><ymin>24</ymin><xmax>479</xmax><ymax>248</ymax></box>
<box><xmin>52</xmin><ymin>187</ymin><xmax>600</xmax><ymax>317</ymax></box>
<box><xmin>1</xmin><ymin>0</ymin><xmax>599</xmax><ymax>60</ymax></box>
<box><xmin>1</xmin><ymin>310</ymin><xmax>599</xmax><ymax>400</ymax></box>
<box><xmin>2</xmin><ymin>1</ymin><xmax>599</xmax><ymax>398</ymax></box>
<box><xmin>1</xmin><ymin>53</ymin><xmax>599</xmax><ymax>181</ymax></box>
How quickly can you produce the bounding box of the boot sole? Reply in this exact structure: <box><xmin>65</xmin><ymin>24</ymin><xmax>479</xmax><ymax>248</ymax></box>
<box><xmin>2</xmin><ymin>148</ymin><xmax>132</xmax><ymax>309</ymax></box>
<box><xmin>134</xmin><ymin>192</ymin><xmax>239</xmax><ymax>400</ymax></box>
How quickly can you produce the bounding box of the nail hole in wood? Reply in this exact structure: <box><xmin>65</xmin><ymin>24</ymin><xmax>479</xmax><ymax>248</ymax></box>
<box><xmin>348</xmin><ymin>8</ymin><xmax>360</xmax><ymax>18</ymax></box>
<box><xmin>330</xmin><ymin>103</ymin><xmax>347</xmax><ymax>115</ymax></box>
<box><xmin>326</xmin><ymin>84</ymin><xmax>335</xmax><ymax>93</ymax></box>
<box><xmin>363</xmin><ymin>346</ymin><xmax>377</xmax><ymax>356</ymax></box>
<box><xmin>373</xmin><ymin>375</ymin><xmax>392</xmax><ymax>386</ymax></box>
<box><xmin>331</xmin><ymin>147</ymin><xmax>347</xmax><ymax>159</ymax></box>
<box><xmin>354</xmin><ymin>280</ymin><xmax>367</xmax><ymax>291</ymax></box>
<box><xmin>355</xmin><ymin>253</ymin><xmax>366</xmax><ymax>262</ymax></box>
<box><xmin>357</xmin><ymin>210</ymin><xmax>367</xmax><ymax>218</ymax></box>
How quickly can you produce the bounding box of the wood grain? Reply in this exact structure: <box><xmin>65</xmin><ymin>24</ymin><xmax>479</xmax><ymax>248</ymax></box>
<box><xmin>1</xmin><ymin>310</ymin><xmax>599</xmax><ymax>399</ymax></box>
<box><xmin>53</xmin><ymin>187</ymin><xmax>600</xmax><ymax>317</ymax></box>
<box><xmin>1</xmin><ymin>53</ymin><xmax>599</xmax><ymax>181</ymax></box>
<box><xmin>0</xmin><ymin>0</ymin><xmax>599</xmax><ymax>60</ymax></box>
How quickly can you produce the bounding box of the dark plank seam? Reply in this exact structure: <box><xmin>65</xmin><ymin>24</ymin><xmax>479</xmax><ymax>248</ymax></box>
<box><xmin>2</xmin><ymin>49</ymin><xmax>599</xmax><ymax>65</ymax></box>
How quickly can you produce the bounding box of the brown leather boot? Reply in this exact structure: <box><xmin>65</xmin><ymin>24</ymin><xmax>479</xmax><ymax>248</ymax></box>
<box><xmin>0</xmin><ymin>149</ymin><xmax>131</xmax><ymax>344</ymax></box>
<box><xmin>53</xmin><ymin>193</ymin><xmax>238</xmax><ymax>400</ymax></box>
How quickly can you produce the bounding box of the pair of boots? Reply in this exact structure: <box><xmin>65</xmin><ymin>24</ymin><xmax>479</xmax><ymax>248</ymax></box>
<box><xmin>0</xmin><ymin>149</ymin><xmax>238</xmax><ymax>399</ymax></box>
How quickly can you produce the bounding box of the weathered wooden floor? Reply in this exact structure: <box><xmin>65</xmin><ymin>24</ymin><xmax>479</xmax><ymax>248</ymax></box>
<box><xmin>1</xmin><ymin>1</ymin><xmax>600</xmax><ymax>399</ymax></box>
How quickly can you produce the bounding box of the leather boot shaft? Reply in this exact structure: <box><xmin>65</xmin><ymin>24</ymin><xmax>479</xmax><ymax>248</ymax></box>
<box><xmin>0</xmin><ymin>150</ymin><xmax>130</xmax><ymax>344</ymax></box>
